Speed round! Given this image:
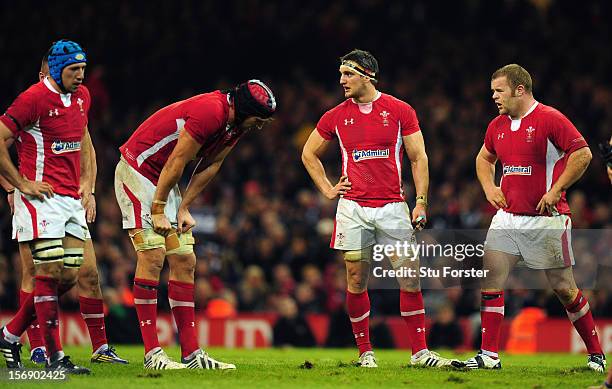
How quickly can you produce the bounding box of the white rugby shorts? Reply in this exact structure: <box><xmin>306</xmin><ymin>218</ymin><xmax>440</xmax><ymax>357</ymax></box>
<box><xmin>114</xmin><ymin>157</ymin><xmax>182</xmax><ymax>230</ymax></box>
<box><xmin>331</xmin><ymin>198</ymin><xmax>415</xmax><ymax>251</ymax></box>
<box><xmin>485</xmin><ymin>209</ymin><xmax>575</xmax><ymax>269</ymax></box>
<box><xmin>12</xmin><ymin>190</ymin><xmax>90</xmax><ymax>242</ymax></box>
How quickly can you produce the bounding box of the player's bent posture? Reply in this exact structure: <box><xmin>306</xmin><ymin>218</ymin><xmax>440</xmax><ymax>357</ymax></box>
<box><xmin>302</xmin><ymin>49</ymin><xmax>462</xmax><ymax>369</ymax></box>
<box><xmin>466</xmin><ymin>64</ymin><xmax>605</xmax><ymax>372</ymax></box>
<box><xmin>115</xmin><ymin>80</ymin><xmax>276</xmax><ymax>369</ymax></box>
<box><xmin>0</xmin><ymin>55</ymin><xmax>127</xmax><ymax>367</ymax></box>
<box><xmin>0</xmin><ymin>40</ymin><xmax>96</xmax><ymax>374</ymax></box>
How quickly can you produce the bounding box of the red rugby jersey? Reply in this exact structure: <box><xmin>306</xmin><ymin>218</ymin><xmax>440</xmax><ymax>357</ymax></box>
<box><xmin>484</xmin><ymin>102</ymin><xmax>588</xmax><ymax>216</ymax></box>
<box><xmin>120</xmin><ymin>91</ymin><xmax>244</xmax><ymax>185</ymax></box>
<box><xmin>0</xmin><ymin>78</ymin><xmax>90</xmax><ymax>198</ymax></box>
<box><xmin>316</xmin><ymin>92</ymin><xmax>421</xmax><ymax>208</ymax></box>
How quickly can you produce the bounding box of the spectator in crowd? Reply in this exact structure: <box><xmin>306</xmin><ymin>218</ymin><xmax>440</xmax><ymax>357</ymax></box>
<box><xmin>273</xmin><ymin>296</ymin><xmax>316</xmax><ymax>348</ymax></box>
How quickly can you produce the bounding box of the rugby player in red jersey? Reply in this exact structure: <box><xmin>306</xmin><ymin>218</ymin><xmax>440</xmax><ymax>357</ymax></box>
<box><xmin>0</xmin><ymin>40</ymin><xmax>94</xmax><ymax>374</ymax></box>
<box><xmin>115</xmin><ymin>80</ymin><xmax>275</xmax><ymax>369</ymax></box>
<box><xmin>302</xmin><ymin>49</ymin><xmax>462</xmax><ymax>368</ymax></box>
<box><xmin>466</xmin><ymin>64</ymin><xmax>605</xmax><ymax>372</ymax></box>
<box><xmin>0</xmin><ymin>55</ymin><xmax>127</xmax><ymax>366</ymax></box>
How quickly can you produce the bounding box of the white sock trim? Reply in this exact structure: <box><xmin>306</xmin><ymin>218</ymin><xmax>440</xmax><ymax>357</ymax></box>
<box><xmin>169</xmin><ymin>299</ymin><xmax>195</xmax><ymax>308</ymax></box>
<box><xmin>567</xmin><ymin>302</ymin><xmax>590</xmax><ymax>323</ymax></box>
<box><xmin>82</xmin><ymin>313</ymin><xmax>105</xmax><ymax>319</ymax></box>
<box><xmin>3</xmin><ymin>327</ymin><xmax>20</xmax><ymax>344</ymax></box>
<box><xmin>134</xmin><ymin>298</ymin><xmax>158</xmax><ymax>305</ymax></box>
<box><xmin>401</xmin><ymin>309</ymin><xmax>425</xmax><ymax>317</ymax></box>
<box><xmin>481</xmin><ymin>349</ymin><xmax>499</xmax><ymax>359</ymax></box>
<box><xmin>349</xmin><ymin>310</ymin><xmax>370</xmax><ymax>323</ymax></box>
<box><xmin>34</xmin><ymin>296</ymin><xmax>58</xmax><ymax>303</ymax></box>
<box><xmin>481</xmin><ymin>306</ymin><xmax>505</xmax><ymax>315</ymax></box>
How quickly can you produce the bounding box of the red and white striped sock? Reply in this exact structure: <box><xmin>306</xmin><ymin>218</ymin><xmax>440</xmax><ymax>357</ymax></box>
<box><xmin>3</xmin><ymin>291</ymin><xmax>35</xmax><ymax>344</ymax></box>
<box><xmin>480</xmin><ymin>291</ymin><xmax>504</xmax><ymax>358</ymax></box>
<box><xmin>79</xmin><ymin>296</ymin><xmax>108</xmax><ymax>353</ymax></box>
<box><xmin>134</xmin><ymin>278</ymin><xmax>160</xmax><ymax>354</ymax></box>
<box><xmin>168</xmin><ymin>280</ymin><xmax>198</xmax><ymax>358</ymax></box>
<box><xmin>346</xmin><ymin>290</ymin><xmax>371</xmax><ymax>355</ymax></box>
<box><xmin>20</xmin><ymin>290</ymin><xmax>44</xmax><ymax>351</ymax></box>
<box><xmin>565</xmin><ymin>290</ymin><xmax>602</xmax><ymax>355</ymax></box>
<box><xmin>33</xmin><ymin>276</ymin><xmax>62</xmax><ymax>357</ymax></box>
<box><xmin>400</xmin><ymin>290</ymin><xmax>428</xmax><ymax>355</ymax></box>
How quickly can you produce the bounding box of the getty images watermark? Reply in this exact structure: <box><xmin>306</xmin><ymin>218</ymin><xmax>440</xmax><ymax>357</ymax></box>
<box><xmin>363</xmin><ymin>229</ymin><xmax>612</xmax><ymax>290</ymax></box>
<box><xmin>371</xmin><ymin>239</ymin><xmax>489</xmax><ymax>279</ymax></box>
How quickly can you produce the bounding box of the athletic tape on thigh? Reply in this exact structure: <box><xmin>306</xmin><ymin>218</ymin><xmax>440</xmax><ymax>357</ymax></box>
<box><xmin>343</xmin><ymin>246</ymin><xmax>373</xmax><ymax>262</ymax></box>
<box><xmin>166</xmin><ymin>230</ymin><xmax>195</xmax><ymax>255</ymax></box>
<box><xmin>63</xmin><ymin>247</ymin><xmax>84</xmax><ymax>268</ymax></box>
<box><xmin>31</xmin><ymin>239</ymin><xmax>64</xmax><ymax>265</ymax></box>
<box><xmin>129</xmin><ymin>229</ymin><xmax>166</xmax><ymax>251</ymax></box>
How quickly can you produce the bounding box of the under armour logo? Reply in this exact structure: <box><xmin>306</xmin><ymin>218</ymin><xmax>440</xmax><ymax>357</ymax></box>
<box><xmin>498</xmin><ymin>133</ymin><xmax>504</xmax><ymax>140</ymax></box>
<box><xmin>49</xmin><ymin>109</ymin><xmax>59</xmax><ymax>117</ymax></box>
<box><xmin>354</xmin><ymin>332</ymin><xmax>365</xmax><ymax>338</ymax></box>
<box><xmin>482</xmin><ymin>328</ymin><xmax>486</xmax><ymax>333</ymax></box>
<box><xmin>140</xmin><ymin>320</ymin><xmax>152</xmax><ymax>326</ymax></box>
<box><xmin>344</xmin><ymin>118</ymin><xmax>354</xmax><ymax>125</ymax></box>
<box><xmin>416</xmin><ymin>327</ymin><xmax>426</xmax><ymax>333</ymax></box>
<box><xmin>592</xmin><ymin>329</ymin><xmax>597</xmax><ymax>336</ymax></box>
<box><xmin>191</xmin><ymin>322</ymin><xmax>195</xmax><ymax>327</ymax></box>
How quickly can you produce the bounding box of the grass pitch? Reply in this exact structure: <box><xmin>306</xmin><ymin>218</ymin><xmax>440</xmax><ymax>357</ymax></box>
<box><xmin>4</xmin><ymin>346</ymin><xmax>606</xmax><ymax>388</ymax></box>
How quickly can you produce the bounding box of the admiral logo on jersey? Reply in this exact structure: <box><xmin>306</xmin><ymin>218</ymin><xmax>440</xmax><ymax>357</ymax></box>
<box><xmin>503</xmin><ymin>165</ymin><xmax>532</xmax><ymax>176</ymax></box>
<box><xmin>352</xmin><ymin>148</ymin><xmax>389</xmax><ymax>162</ymax></box>
<box><xmin>51</xmin><ymin>140</ymin><xmax>81</xmax><ymax>154</ymax></box>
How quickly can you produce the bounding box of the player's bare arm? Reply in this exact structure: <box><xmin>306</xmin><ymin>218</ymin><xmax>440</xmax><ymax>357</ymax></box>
<box><xmin>476</xmin><ymin>144</ymin><xmax>507</xmax><ymax>209</ymax></box>
<box><xmin>176</xmin><ymin>145</ymin><xmax>233</xmax><ymax>233</ymax></box>
<box><xmin>0</xmin><ymin>171</ymin><xmax>15</xmax><ymax>214</ymax></box>
<box><xmin>403</xmin><ymin>131</ymin><xmax>429</xmax><ymax>229</ymax></box>
<box><xmin>79</xmin><ymin>127</ymin><xmax>92</xmax><ymax>196</ymax></box>
<box><xmin>536</xmin><ymin>146</ymin><xmax>592</xmax><ymax>215</ymax></box>
<box><xmin>79</xmin><ymin>126</ymin><xmax>97</xmax><ymax>223</ymax></box>
<box><xmin>302</xmin><ymin>129</ymin><xmax>351</xmax><ymax>200</ymax></box>
<box><xmin>0</xmin><ymin>121</ymin><xmax>53</xmax><ymax>199</ymax></box>
<box><xmin>151</xmin><ymin>129</ymin><xmax>202</xmax><ymax>235</ymax></box>
<box><xmin>1</xmin><ymin>138</ymin><xmax>20</xmax><ymax>212</ymax></box>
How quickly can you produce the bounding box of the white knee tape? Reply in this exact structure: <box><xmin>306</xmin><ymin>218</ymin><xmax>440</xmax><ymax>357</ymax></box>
<box><xmin>31</xmin><ymin>239</ymin><xmax>64</xmax><ymax>265</ymax></box>
<box><xmin>63</xmin><ymin>248</ymin><xmax>85</xmax><ymax>268</ymax></box>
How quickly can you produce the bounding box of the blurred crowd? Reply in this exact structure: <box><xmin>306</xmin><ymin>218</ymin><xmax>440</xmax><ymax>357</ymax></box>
<box><xmin>0</xmin><ymin>0</ymin><xmax>611</xmax><ymax>348</ymax></box>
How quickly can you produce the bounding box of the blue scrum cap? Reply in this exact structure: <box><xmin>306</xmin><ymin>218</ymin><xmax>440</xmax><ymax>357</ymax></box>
<box><xmin>47</xmin><ymin>40</ymin><xmax>87</xmax><ymax>89</ymax></box>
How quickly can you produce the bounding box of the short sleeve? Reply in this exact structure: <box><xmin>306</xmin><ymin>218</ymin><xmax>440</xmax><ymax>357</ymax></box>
<box><xmin>316</xmin><ymin>110</ymin><xmax>336</xmax><ymax>140</ymax></box>
<box><xmin>548</xmin><ymin>111</ymin><xmax>588</xmax><ymax>154</ymax></box>
<box><xmin>483</xmin><ymin>120</ymin><xmax>497</xmax><ymax>155</ymax></box>
<box><xmin>81</xmin><ymin>86</ymin><xmax>91</xmax><ymax>126</ymax></box>
<box><xmin>399</xmin><ymin>103</ymin><xmax>420</xmax><ymax>136</ymax></box>
<box><xmin>0</xmin><ymin>90</ymin><xmax>37</xmax><ymax>135</ymax></box>
<box><xmin>184</xmin><ymin>107</ymin><xmax>223</xmax><ymax>145</ymax></box>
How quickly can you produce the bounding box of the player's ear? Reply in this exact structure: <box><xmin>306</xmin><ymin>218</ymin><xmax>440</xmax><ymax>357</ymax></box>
<box><xmin>515</xmin><ymin>84</ymin><xmax>525</xmax><ymax>97</ymax></box>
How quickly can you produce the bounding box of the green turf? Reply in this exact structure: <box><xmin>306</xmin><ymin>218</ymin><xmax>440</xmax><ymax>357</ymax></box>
<box><xmin>2</xmin><ymin>346</ymin><xmax>607</xmax><ymax>388</ymax></box>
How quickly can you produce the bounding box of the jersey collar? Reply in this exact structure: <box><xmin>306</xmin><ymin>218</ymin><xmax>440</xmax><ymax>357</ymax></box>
<box><xmin>43</xmin><ymin>76</ymin><xmax>61</xmax><ymax>94</ymax></box>
<box><xmin>43</xmin><ymin>76</ymin><xmax>73</xmax><ymax>107</ymax></box>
